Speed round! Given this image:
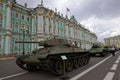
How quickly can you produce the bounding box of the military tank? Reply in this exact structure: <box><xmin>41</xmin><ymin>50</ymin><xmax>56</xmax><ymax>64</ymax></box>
<box><xmin>89</xmin><ymin>44</ymin><xmax>109</xmax><ymax>57</ymax></box>
<box><xmin>16</xmin><ymin>38</ymin><xmax>90</xmax><ymax>75</ymax></box>
<box><xmin>104</xmin><ymin>46</ymin><xmax>112</xmax><ymax>53</ymax></box>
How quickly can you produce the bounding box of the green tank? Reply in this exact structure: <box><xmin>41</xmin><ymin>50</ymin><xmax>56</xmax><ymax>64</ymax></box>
<box><xmin>16</xmin><ymin>38</ymin><xmax>90</xmax><ymax>75</ymax></box>
<box><xmin>104</xmin><ymin>46</ymin><xmax>118</xmax><ymax>53</ymax></box>
<box><xmin>104</xmin><ymin>46</ymin><xmax>112</xmax><ymax>53</ymax></box>
<box><xmin>89</xmin><ymin>44</ymin><xmax>108</xmax><ymax>57</ymax></box>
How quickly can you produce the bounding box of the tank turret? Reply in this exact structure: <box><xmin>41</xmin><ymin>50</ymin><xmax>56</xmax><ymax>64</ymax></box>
<box><xmin>38</xmin><ymin>38</ymin><xmax>71</xmax><ymax>47</ymax></box>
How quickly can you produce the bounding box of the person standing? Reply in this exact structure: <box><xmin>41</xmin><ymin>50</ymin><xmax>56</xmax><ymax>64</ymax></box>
<box><xmin>111</xmin><ymin>47</ymin><xmax>115</xmax><ymax>56</ymax></box>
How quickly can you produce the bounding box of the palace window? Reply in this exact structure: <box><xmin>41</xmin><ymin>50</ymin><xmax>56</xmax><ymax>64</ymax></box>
<box><xmin>43</xmin><ymin>16</ymin><xmax>46</xmax><ymax>33</ymax></box>
<box><xmin>11</xmin><ymin>11</ymin><xmax>14</xmax><ymax>17</ymax></box>
<box><xmin>0</xmin><ymin>3</ymin><xmax>3</xmax><ymax>10</ymax></box>
<box><xmin>22</xmin><ymin>15</ymin><xmax>24</xmax><ymax>20</ymax></box>
<box><xmin>49</xmin><ymin>18</ymin><xmax>51</xmax><ymax>33</ymax></box>
<box><xmin>0</xmin><ymin>36</ymin><xmax>1</xmax><ymax>49</ymax></box>
<box><xmin>36</xmin><ymin>16</ymin><xmax>38</xmax><ymax>20</ymax></box>
<box><xmin>16</xmin><ymin>13</ymin><xmax>19</xmax><ymax>18</ymax></box>
<box><xmin>14</xmin><ymin>23</ymin><xmax>19</xmax><ymax>32</ymax></box>
<box><xmin>14</xmin><ymin>40</ymin><xmax>18</xmax><ymax>50</ymax></box>
<box><xmin>0</xmin><ymin>16</ymin><xmax>2</xmax><ymax>28</ymax></box>
<box><xmin>26</xmin><ymin>26</ymin><xmax>30</xmax><ymax>33</ymax></box>
<box><xmin>27</xmin><ymin>17</ymin><xmax>29</xmax><ymax>21</ymax></box>
<box><xmin>20</xmin><ymin>24</ymin><xmax>25</xmax><ymax>33</ymax></box>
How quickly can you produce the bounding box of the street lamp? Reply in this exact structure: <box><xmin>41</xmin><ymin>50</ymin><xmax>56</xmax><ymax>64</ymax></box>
<box><xmin>20</xmin><ymin>26</ymin><xmax>26</xmax><ymax>54</ymax></box>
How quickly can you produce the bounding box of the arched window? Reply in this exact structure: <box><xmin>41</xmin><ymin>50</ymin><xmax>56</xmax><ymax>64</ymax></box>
<box><xmin>20</xmin><ymin>24</ymin><xmax>24</xmax><ymax>33</ymax></box>
<box><xmin>0</xmin><ymin>36</ymin><xmax>1</xmax><ymax>49</ymax></box>
<box><xmin>16</xmin><ymin>13</ymin><xmax>19</xmax><ymax>18</ymax></box>
<box><xmin>15</xmin><ymin>39</ymin><xmax>18</xmax><ymax>50</ymax></box>
<box><xmin>15</xmin><ymin>22</ymin><xmax>19</xmax><ymax>32</ymax></box>
<box><xmin>0</xmin><ymin>3</ymin><xmax>3</xmax><ymax>10</ymax></box>
<box><xmin>27</xmin><ymin>16</ymin><xmax>30</xmax><ymax>22</ymax></box>
<box><xmin>26</xmin><ymin>25</ymin><xmax>30</xmax><ymax>33</ymax></box>
<box><xmin>22</xmin><ymin>15</ymin><xmax>24</xmax><ymax>20</ymax></box>
<box><xmin>0</xmin><ymin>14</ymin><xmax>3</xmax><ymax>28</ymax></box>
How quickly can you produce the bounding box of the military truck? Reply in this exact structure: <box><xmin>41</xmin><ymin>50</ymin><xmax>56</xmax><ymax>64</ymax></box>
<box><xmin>16</xmin><ymin>38</ymin><xmax>90</xmax><ymax>75</ymax></box>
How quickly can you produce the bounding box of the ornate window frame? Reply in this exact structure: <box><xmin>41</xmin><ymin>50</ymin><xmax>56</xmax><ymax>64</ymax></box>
<box><xmin>0</xmin><ymin>14</ymin><xmax>3</xmax><ymax>28</ymax></box>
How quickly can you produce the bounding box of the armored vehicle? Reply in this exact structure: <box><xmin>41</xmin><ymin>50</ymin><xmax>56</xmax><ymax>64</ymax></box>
<box><xmin>104</xmin><ymin>46</ymin><xmax>118</xmax><ymax>53</ymax></box>
<box><xmin>104</xmin><ymin>46</ymin><xmax>113</xmax><ymax>53</ymax></box>
<box><xmin>89</xmin><ymin>44</ymin><xmax>109</xmax><ymax>57</ymax></box>
<box><xmin>16</xmin><ymin>38</ymin><xmax>90</xmax><ymax>75</ymax></box>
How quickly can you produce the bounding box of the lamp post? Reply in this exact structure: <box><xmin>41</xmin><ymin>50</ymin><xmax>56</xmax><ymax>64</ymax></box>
<box><xmin>20</xmin><ymin>26</ymin><xmax>26</xmax><ymax>54</ymax></box>
<box><xmin>23</xmin><ymin>30</ymin><xmax>25</xmax><ymax>54</ymax></box>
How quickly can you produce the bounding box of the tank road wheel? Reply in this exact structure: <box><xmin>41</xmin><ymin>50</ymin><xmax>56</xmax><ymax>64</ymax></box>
<box><xmin>65</xmin><ymin>59</ymin><xmax>73</xmax><ymax>71</ymax></box>
<box><xmin>83</xmin><ymin>56</ymin><xmax>89</xmax><ymax>65</ymax></box>
<box><xmin>26</xmin><ymin>64</ymin><xmax>38</xmax><ymax>72</ymax></box>
<box><xmin>73</xmin><ymin>58</ymin><xmax>79</xmax><ymax>68</ymax></box>
<box><xmin>101</xmin><ymin>52</ymin><xmax>106</xmax><ymax>57</ymax></box>
<box><xmin>54</xmin><ymin>60</ymin><xmax>64</xmax><ymax>75</ymax></box>
<box><xmin>48</xmin><ymin>59</ymin><xmax>54</xmax><ymax>68</ymax></box>
<box><xmin>79</xmin><ymin>57</ymin><xmax>84</xmax><ymax>66</ymax></box>
<box><xmin>16</xmin><ymin>59</ymin><xmax>26</xmax><ymax>70</ymax></box>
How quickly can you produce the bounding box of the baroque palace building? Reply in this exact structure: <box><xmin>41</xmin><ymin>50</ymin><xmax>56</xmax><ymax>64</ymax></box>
<box><xmin>104</xmin><ymin>35</ymin><xmax>120</xmax><ymax>48</ymax></box>
<box><xmin>0</xmin><ymin>0</ymin><xmax>97</xmax><ymax>55</ymax></box>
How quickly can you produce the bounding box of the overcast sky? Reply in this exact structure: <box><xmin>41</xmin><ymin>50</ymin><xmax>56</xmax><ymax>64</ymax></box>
<box><xmin>16</xmin><ymin>0</ymin><xmax>120</xmax><ymax>43</ymax></box>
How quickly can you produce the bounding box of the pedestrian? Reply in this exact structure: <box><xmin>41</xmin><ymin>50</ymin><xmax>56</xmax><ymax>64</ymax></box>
<box><xmin>111</xmin><ymin>47</ymin><xmax>115</xmax><ymax>56</ymax></box>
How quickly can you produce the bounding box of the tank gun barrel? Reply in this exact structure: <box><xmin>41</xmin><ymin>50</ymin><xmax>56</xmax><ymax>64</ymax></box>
<box><xmin>15</xmin><ymin>41</ymin><xmax>54</xmax><ymax>47</ymax></box>
<box><xmin>15</xmin><ymin>41</ymin><xmax>41</xmax><ymax>43</ymax></box>
<box><xmin>15</xmin><ymin>38</ymin><xmax>71</xmax><ymax>47</ymax></box>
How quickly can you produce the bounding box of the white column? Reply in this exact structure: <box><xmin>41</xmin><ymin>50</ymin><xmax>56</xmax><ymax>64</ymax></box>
<box><xmin>32</xmin><ymin>17</ymin><xmax>34</xmax><ymax>34</ymax></box>
<box><xmin>68</xmin><ymin>26</ymin><xmax>70</xmax><ymax>39</ymax></box>
<box><xmin>54</xmin><ymin>21</ymin><xmax>56</xmax><ymax>36</ymax></box>
<box><xmin>74</xmin><ymin>28</ymin><xmax>76</xmax><ymax>39</ymax></box>
<box><xmin>31</xmin><ymin>17</ymin><xmax>35</xmax><ymax>51</ymax></box>
<box><xmin>72</xmin><ymin>27</ymin><xmax>74</xmax><ymax>39</ymax></box>
<box><xmin>38</xmin><ymin>16</ymin><xmax>43</xmax><ymax>33</ymax></box>
<box><xmin>38</xmin><ymin>16</ymin><xmax>44</xmax><ymax>34</ymax></box>
<box><xmin>45</xmin><ymin>17</ymin><xmax>49</xmax><ymax>35</ymax></box>
<box><xmin>1</xmin><ymin>36</ymin><xmax>4</xmax><ymax>54</ymax></box>
<box><xmin>59</xmin><ymin>22</ymin><xmax>62</xmax><ymax>37</ymax></box>
<box><xmin>61</xmin><ymin>22</ymin><xmax>63</xmax><ymax>37</ymax></box>
<box><xmin>37</xmin><ymin>15</ymin><xmax>44</xmax><ymax>48</ymax></box>
<box><xmin>57</xmin><ymin>21</ymin><xmax>60</xmax><ymax>36</ymax></box>
<box><xmin>70</xmin><ymin>26</ymin><xmax>72</xmax><ymax>38</ymax></box>
<box><xmin>63</xmin><ymin>22</ymin><xmax>65</xmax><ymax>37</ymax></box>
<box><xmin>55</xmin><ymin>21</ymin><xmax>58</xmax><ymax>36</ymax></box>
<box><xmin>64</xmin><ymin>25</ymin><xmax>67</xmax><ymax>38</ymax></box>
<box><xmin>65</xmin><ymin>25</ymin><xmax>67</xmax><ymax>38</ymax></box>
<box><xmin>77</xmin><ymin>29</ymin><xmax>79</xmax><ymax>39</ymax></box>
<box><xmin>53</xmin><ymin>21</ymin><xmax>55</xmax><ymax>35</ymax></box>
<box><xmin>5</xmin><ymin>2</ymin><xmax>12</xmax><ymax>54</ymax></box>
<box><xmin>50</xmin><ymin>20</ymin><xmax>53</xmax><ymax>35</ymax></box>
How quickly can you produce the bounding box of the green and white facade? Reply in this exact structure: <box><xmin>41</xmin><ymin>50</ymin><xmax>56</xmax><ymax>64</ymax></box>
<box><xmin>0</xmin><ymin>0</ymin><xmax>97</xmax><ymax>55</ymax></box>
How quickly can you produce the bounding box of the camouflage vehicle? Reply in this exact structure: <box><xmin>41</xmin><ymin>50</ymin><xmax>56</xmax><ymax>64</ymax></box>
<box><xmin>104</xmin><ymin>46</ymin><xmax>112</xmax><ymax>53</ymax></box>
<box><xmin>104</xmin><ymin>46</ymin><xmax>118</xmax><ymax>53</ymax></box>
<box><xmin>16</xmin><ymin>38</ymin><xmax>90</xmax><ymax>75</ymax></box>
<box><xmin>89</xmin><ymin>44</ymin><xmax>109</xmax><ymax>57</ymax></box>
